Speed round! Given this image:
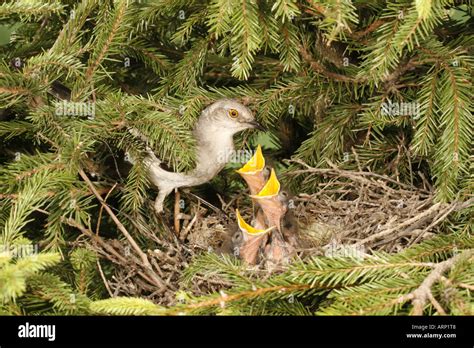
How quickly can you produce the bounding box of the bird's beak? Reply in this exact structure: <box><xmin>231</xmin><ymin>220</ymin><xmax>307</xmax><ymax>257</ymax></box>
<box><xmin>247</xmin><ymin>120</ymin><xmax>266</xmax><ymax>131</ymax></box>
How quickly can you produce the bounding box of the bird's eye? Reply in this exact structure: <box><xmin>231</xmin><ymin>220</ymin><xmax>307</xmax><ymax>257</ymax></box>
<box><xmin>228</xmin><ymin>109</ymin><xmax>239</xmax><ymax>118</ymax></box>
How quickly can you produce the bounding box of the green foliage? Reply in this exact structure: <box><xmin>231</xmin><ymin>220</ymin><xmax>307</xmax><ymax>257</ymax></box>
<box><xmin>70</xmin><ymin>247</ymin><xmax>98</xmax><ymax>296</ymax></box>
<box><xmin>162</xmin><ymin>234</ymin><xmax>473</xmax><ymax>315</ymax></box>
<box><xmin>0</xmin><ymin>0</ymin><xmax>472</xmax><ymax>316</ymax></box>
<box><xmin>22</xmin><ymin>273</ymin><xmax>91</xmax><ymax>315</ymax></box>
<box><xmin>92</xmin><ymin>233</ymin><xmax>473</xmax><ymax>316</ymax></box>
<box><xmin>0</xmin><ymin>238</ymin><xmax>95</xmax><ymax>315</ymax></box>
<box><xmin>0</xmin><ymin>1</ymin><xmax>65</xmax><ymax>21</ymax></box>
<box><xmin>91</xmin><ymin>297</ymin><xmax>165</xmax><ymax>315</ymax></box>
<box><xmin>1</xmin><ymin>0</ymin><xmax>472</xmax><ymax>202</ymax></box>
<box><xmin>0</xmin><ymin>243</ymin><xmax>60</xmax><ymax>303</ymax></box>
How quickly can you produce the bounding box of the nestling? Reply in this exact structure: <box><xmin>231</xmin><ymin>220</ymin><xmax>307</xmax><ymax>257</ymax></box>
<box><xmin>145</xmin><ymin>99</ymin><xmax>264</xmax><ymax>213</ymax></box>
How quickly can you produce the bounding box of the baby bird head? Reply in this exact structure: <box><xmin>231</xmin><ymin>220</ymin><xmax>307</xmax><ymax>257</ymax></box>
<box><xmin>202</xmin><ymin>99</ymin><xmax>265</xmax><ymax>133</ymax></box>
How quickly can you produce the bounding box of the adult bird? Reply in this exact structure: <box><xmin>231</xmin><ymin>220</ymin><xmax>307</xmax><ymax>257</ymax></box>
<box><xmin>145</xmin><ymin>99</ymin><xmax>265</xmax><ymax>213</ymax></box>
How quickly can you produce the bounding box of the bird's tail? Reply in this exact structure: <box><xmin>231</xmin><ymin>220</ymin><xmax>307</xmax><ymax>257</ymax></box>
<box><xmin>144</xmin><ymin>154</ymin><xmax>200</xmax><ymax>213</ymax></box>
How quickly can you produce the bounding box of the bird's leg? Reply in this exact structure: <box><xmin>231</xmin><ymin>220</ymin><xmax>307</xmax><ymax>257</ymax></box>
<box><xmin>155</xmin><ymin>187</ymin><xmax>172</xmax><ymax>213</ymax></box>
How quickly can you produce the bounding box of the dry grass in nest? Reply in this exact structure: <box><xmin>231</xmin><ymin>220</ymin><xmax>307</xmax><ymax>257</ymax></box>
<box><xmin>286</xmin><ymin>159</ymin><xmax>470</xmax><ymax>255</ymax></box>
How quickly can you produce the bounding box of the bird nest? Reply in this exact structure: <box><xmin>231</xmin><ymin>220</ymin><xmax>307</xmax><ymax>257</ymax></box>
<box><xmin>85</xmin><ymin>161</ymin><xmax>467</xmax><ymax>306</ymax></box>
<box><xmin>187</xmin><ymin>160</ymin><xmax>466</xmax><ymax>256</ymax></box>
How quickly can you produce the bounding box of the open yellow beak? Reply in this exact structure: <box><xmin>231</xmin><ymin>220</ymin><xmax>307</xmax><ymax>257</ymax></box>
<box><xmin>251</xmin><ymin>168</ymin><xmax>280</xmax><ymax>198</ymax></box>
<box><xmin>236</xmin><ymin>209</ymin><xmax>274</xmax><ymax>235</ymax></box>
<box><xmin>237</xmin><ymin>144</ymin><xmax>265</xmax><ymax>174</ymax></box>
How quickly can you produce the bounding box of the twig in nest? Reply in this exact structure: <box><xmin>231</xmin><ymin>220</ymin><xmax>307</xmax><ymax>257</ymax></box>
<box><xmin>287</xmin><ymin>158</ymin><xmax>429</xmax><ymax>194</ymax></box>
<box><xmin>409</xmin><ymin>198</ymin><xmax>473</xmax><ymax>246</ymax></box>
<box><xmin>373</xmin><ymin>198</ymin><xmax>474</xmax><ymax>248</ymax></box>
<box><xmin>285</xmin><ymin>159</ymin><xmax>474</xmax><ymax>252</ymax></box>
<box><xmin>180</xmin><ymin>203</ymin><xmax>201</xmax><ymax>242</ymax></box>
<box><xmin>64</xmin><ymin>218</ymin><xmax>128</xmax><ymax>265</ymax></box>
<box><xmin>184</xmin><ymin>191</ymin><xmax>224</xmax><ymax>215</ymax></box>
<box><xmin>97</xmin><ymin>260</ymin><xmax>113</xmax><ymax>297</ymax></box>
<box><xmin>354</xmin><ymin>203</ymin><xmax>443</xmax><ymax>247</ymax></box>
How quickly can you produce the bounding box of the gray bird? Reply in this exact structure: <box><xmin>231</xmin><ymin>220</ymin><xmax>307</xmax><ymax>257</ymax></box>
<box><xmin>145</xmin><ymin>99</ymin><xmax>264</xmax><ymax>213</ymax></box>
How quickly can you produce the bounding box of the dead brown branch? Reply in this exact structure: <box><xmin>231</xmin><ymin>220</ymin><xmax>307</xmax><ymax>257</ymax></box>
<box><xmin>408</xmin><ymin>249</ymin><xmax>473</xmax><ymax>315</ymax></box>
<box><xmin>78</xmin><ymin>169</ymin><xmax>168</xmax><ymax>292</ymax></box>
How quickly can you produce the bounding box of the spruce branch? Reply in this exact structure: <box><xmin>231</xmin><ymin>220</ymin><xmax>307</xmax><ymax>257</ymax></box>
<box><xmin>0</xmin><ymin>251</ymin><xmax>61</xmax><ymax>303</ymax></box>
<box><xmin>207</xmin><ymin>0</ymin><xmax>235</xmax><ymax>39</ymax></box>
<box><xmin>229</xmin><ymin>0</ymin><xmax>262</xmax><ymax>79</ymax></box>
<box><xmin>397</xmin><ymin>249</ymin><xmax>473</xmax><ymax>315</ymax></box>
<box><xmin>0</xmin><ymin>0</ymin><xmax>65</xmax><ymax>20</ymax></box>
<box><xmin>49</xmin><ymin>0</ymin><xmax>98</xmax><ymax>54</ymax></box>
<box><xmin>168</xmin><ymin>283</ymin><xmax>312</xmax><ymax>314</ymax></box>
<box><xmin>306</xmin><ymin>0</ymin><xmax>359</xmax><ymax>44</ymax></box>
<box><xmin>271</xmin><ymin>0</ymin><xmax>301</xmax><ymax>23</ymax></box>
<box><xmin>91</xmin><ymin>297</ymin><xmax>165</xmax><ymax>315</ymax></box>
<box><xmin>411</xmin><ymin>64</ymin><xmax>441</xmax><ymax>157</ymax></box>
<box><xmin>298</xmin><ymin>44</ymin><xmax>358</xmax><ymax>82</ymax></box>
<box><xmin>73</xmin><ymin>0</ymin><xmax>131</xmax><ymax>97</ymax></box>
<box><xmin>122</xmin><ymin>40</ymin><xmax>171</xmax><ymax>76</ymax></box>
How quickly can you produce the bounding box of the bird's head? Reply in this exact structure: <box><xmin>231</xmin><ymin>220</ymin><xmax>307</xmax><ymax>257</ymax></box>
<box><xmin>201</xmin><ymin>99</ymin><xmax>265</xmax><ymax>134</ymax></box>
